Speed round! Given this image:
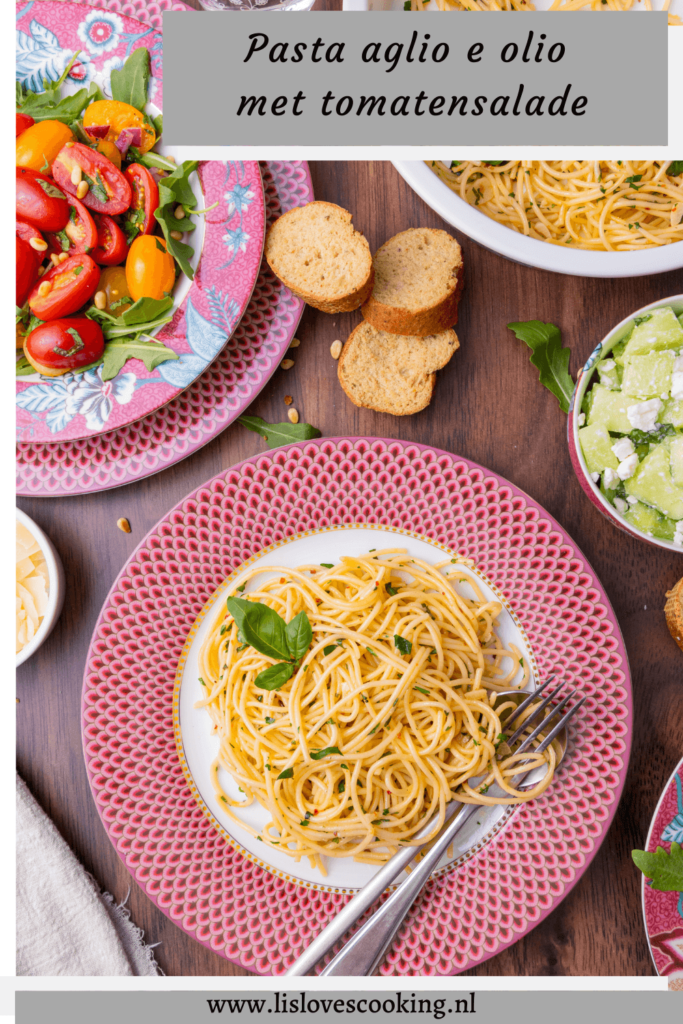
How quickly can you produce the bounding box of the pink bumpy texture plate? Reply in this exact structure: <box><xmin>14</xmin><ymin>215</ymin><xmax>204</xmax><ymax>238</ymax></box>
<box><xmin>82</xmin><ymin>439</ymin><xmax>632</xmax><ymax>975</ymax></box>
<box><xmin>643</xmin><ymin>758</ymin><xmax>683</xmax><ymax>987</ymax></box>
<box><xmin>16</xmin><ymin>3</ymin><xmax>265</xmax><ymax>443</ymax></box>
<box><xmin>16</xmin><ymin>161</ymin><xmax>311</xmax><ymax>494</ymax></box>
<box><xmin>71</xmin><ymin>0</ymin><xmax>195</xmax><ymax>27</ymax></box>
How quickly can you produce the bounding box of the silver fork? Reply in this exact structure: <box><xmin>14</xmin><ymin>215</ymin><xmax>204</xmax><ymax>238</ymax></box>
<box><xmin>286</xmin><ymin>677</ymin><xmax>586</xmax><ymax>977</ymax></box>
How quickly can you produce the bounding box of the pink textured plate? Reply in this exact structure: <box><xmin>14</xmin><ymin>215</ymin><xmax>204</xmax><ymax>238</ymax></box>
<box><xmin>82</xmin><ymin>439</ymin><xmax>632</xmax><ymax>975</ymax></box>
<box><xmin>642</xmin><ymin>757</ymin><xmax>683</xmax><ymax>989</ymax></box>
<box><xmin>16</xmin><ymin>2</ymin><xmax>265</xmax><ymax>443</ymax></box>
<box><xmin>72</xmin><ymin>0</ymin><xmax>195</xmax><ymax>25</ymax></box>
<box><xmin>16</xmin><ymin>161</ymin><xmax>311</xmax><ymax>494</ymax></box>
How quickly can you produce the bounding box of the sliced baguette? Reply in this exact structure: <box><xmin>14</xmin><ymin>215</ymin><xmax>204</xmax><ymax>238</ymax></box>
<box><xmin>362</xmin><ymin>228</ymin><xmax>464</xmax><ymax>337</ymax></box>
<box><xmin>337</xmin><ymin>321</ymin><xmax>459</xmax><ymax>416</ymax></box>
<box><xmin>264</xmin><ymin>201</ymin><xmax>373</xmax><ymax>314</ymax></box>
<box><xmin>665</xmin><ymin>576</ymin><xmax>683</xmax><ymax>653</ymax></box>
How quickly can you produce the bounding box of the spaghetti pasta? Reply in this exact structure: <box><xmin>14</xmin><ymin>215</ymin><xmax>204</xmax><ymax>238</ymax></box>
<box><xmin>407</xmin><ymin>0</ymin><xmax>681</xmax><ymax>26</ymax></box>
<box><xmin>429</xmin><ymin>160</ymin><xmax>683</xmax><ymax>251</ymax></box>
<box><xmin>196</xmin><ymin>549</ymin><xmax>558</xmax><ymax>875</ymax></box>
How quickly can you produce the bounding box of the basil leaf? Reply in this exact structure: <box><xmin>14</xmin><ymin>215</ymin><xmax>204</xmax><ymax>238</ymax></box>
<box><xmin>394</xmin><ymin>635</ymin><xmax>412</xmax><ymax>656</ymax></box>
<box><xmin>276</xmin><ymin>767</ymin><xmax>293</xmax><ymax>780</ymax></box>
<box><xmin>254</xmin><ymin>662</ymin><xmax>295</xmax><ymax>692</ymax></box>
<box><xmin>228</xmin><ymin>598</ymin><xmax>291</xmax><ymax>661</ymax></box>
<box><xmin>237</xmin><ymin>415</ymin><xmax>322</xmax><ymax>450</ymax></box>
<box><xmin>668</xmin><ymin>161</ymin><xmax>683</xmax><ymax>177</ymax></box>
<box><xmin>110</xmin><ymin>47</ymin><xmax>150</xmax><ymax>112</ymax></box>
<box><xmin>323</xmin><ymin>644</ymin><xmax>339</xmax><ymax>656</ymax></box>
<box><xmin>285</xmin><ymin>610</ymin><xmax>312</xmax><ymax>662</ymax></box>
<box><xmin>36</xmin><ymin>179</ymin><xmax>66</xmax><ymax>200</ymax></box>
<box><xmin>414</xmin><ymin>686</ymin><xmax>430</xmax><ymax>696</ymax></box>
<box><xmin>506</xmin><ymin>320</ymin><xmax>574</xmax><ymax>414</ymax></box>
<box><xmin>310</xmin><ymin>747</ymin><xmax>342</xmax><ymax>760</ymax></box>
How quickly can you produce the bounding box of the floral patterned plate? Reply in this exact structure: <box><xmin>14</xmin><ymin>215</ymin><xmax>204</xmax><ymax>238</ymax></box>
<box><xmin>16</xmin><ymin>2</ymin><xmax>265</xmax><ymax>442</ymax></box>
<box><xmin>82</xmin><ymin>439</ymin><xmax>632</xmax><ymax>974</ymax></box>
<box><xmin>642</xmin><ymin>757</ymin><xmax>683</xmax><ymax>990</ymax></box>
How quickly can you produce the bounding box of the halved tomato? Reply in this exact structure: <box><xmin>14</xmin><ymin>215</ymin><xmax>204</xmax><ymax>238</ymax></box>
<box><xmin>125</xmin><ymin>235</ymin><xmax>175</xmax><ymax>302</ymax></box>
<box><xmin>91</xmin><ymin>214</ymin><xmax>128</xmax><ymax>266</ymax></box>
<box><xmin>123</xmin><ymin>164</ymin><xmax>159</xmax><ymax>240</ymax></box>
<box><xmin>52</xmin><ymin>142</ymin><xmax>132</xmax><ymax>216</ymax></box>
<box><xmin>28</xmin><ymin>253</ymin><xmax>100</xmax><ymax>321</ymax></box>
<box><xmin>24</xmin><ymin>317</ymin><xmax>105</xmax><ymax>377</ymax></box>
<box><xmin>16</xmin><ymin>113</ymin><xmax>35</xmax><ymax>137</ymax></box>
<box><xmin>17</xmin><ymin>237</ymin><xmax>40</xmax><ymax>307</ymax></box>
<box><xmin>45</xmin><ymin>196</ymin><xmax>98</xmax><ymax>258</ymax></box>
<box><xmin>83</xmin><ymin>100</ymin><xmax>156</xmax><ymax>155</ymax></box>
<box><xmin>16</xmin><ymin>167</ymin><xmax>70</xmax><ymax>232</ymax></box>
<box><xmin>17</xmin><ymin>219</ymin><xmax>45</xmax><ymax>251</ymax></box>
<box><xmin>16</xmin><ymin>120</ymin><xmax>73</xmax><ymax>173</ymax></box>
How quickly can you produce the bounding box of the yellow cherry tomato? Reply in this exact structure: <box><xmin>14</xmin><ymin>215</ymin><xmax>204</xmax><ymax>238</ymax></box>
<box><xmin>95</xmin><ymin>139</ymin><xmax>122</xmax><ymax>169</ymax></box>
<box><xmin>83</xmin><ymin>100</ymin><xmax>156</xmax><ymax>155</ymax></box>
<box><xmin>98</xmin><ymin>266</ymin><xmax>133</xmax><ymax>317</ymax></box>
<box><xmin>16</xmin><ymin>120</ymin><xmax>73</xmax><ymax>172</ymax></box>
<box><xmin>126</xmin><ymin>235</ymin><xmax>175</xmax><ymax>302</ymax></box>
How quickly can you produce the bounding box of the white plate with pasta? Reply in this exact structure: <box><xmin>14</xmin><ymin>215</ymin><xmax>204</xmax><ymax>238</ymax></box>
<box><xmin>344</xmin><ymin>0</ymin><xmax>681</xmax><ymax>21</ymax></box>
<box><xmin>175</xmin><ymin>526</ymin><xmax>548</xmax><ymax>892</ymax></box>
<box><xmin>392</xmin><ymin>160</ymin><xmax>683</xmax><ymax>278</ymax></box>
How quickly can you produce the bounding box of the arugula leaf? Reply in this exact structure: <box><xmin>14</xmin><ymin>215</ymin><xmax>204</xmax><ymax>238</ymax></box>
<box><xmin>99</xmin><ymin>338</ymin><xmax>179</xmax><ymax>381</ymax></box>
<box><xmin>668</xmin><ymin>161</ymin><xmax>683</xmax><ymax>177</ymax></box>
<box><xmin>85</xmin><ymin>299</ymin><xmax>173</xmax><ymax>343</ymax></box>
<box><xmin>17</xmin><ymin>54</ymin><xmax>92</xmax><ymax>124</ymax></box>
<box><xmin>632</xmin><ymin>842</ymin><xmax>683</xmax><ymax>892</ymax></box>
<box><xmin>254</xmin><ymin>662</ymin><xmax>295</xmax><ymax>692</ymax></box>
<box><xmin>15</xmin><ymin>356</ymin><xmax>36</xmax><ymax>377</ymax></box>
<box><xmin>118</xmin><ymin>296</ymin><xmax>173</xmax><ymax>327</ymax></box>
<box><xmin>152</xmin><ymin>113</ymin><xmax>163</xmax><ymax>138</ymax></box>
<box><xmin>110</xmin><ymin>47</ymin><xmax>150</xmax><ymax>112</ymax></box>
<box><xmin>154</xmin><ymin>160</ymin><xmax>200</xmax><ymax>279</ymax></box>
<box><xmin>284</xmin><ymin>610</ymin><xmax>312</xmax><ymax>662</ymax></box>
<box><xmin>310</xmin><ymin>747</ymin><xmax>342</xmax><ymax>760</ymax></box>
<box><xmin>238</xmin><ymin>415</ymin><xmax>322</xmax><ymax>450</ymax></box>
<box><xmin>227</xmin><ymin>597</ymin><xmax>291</xmax><ymax>662</ymax></box>
<box><xmin>394</xmin><ymin>634</ymin><xmax>412</xmax><ymax>656</ymax></box>
<box><xmin>276</xmin><ymin>767</ymin><xmax>293</xmax><ymax>780</ymax></box>
<box><xmin>506</xmin><ymin>320</ymin><xmax>574</xmax><ymax>414</ymax></box>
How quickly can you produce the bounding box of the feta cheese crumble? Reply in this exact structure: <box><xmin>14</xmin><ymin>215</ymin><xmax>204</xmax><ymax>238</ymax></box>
<box><xmin>626</xmin><ymin>398</ymin><xmax>663</xmax><ymax>432</ymax></box>
<box><xmin>578</xmin><ymin>412</ymin><xmax>586</xmax><ymax>427</ymax></box>
<box><xmin>603</xmin><ymin>467</ymin><xmax>619</xmax><ymax>490</ymax></box>
<box><xmin>611</xmin><ymin>437</ymin><xmax>635</xmax><ymax>461</ymax></box>
<box><xmin>617</xmin><ymin>452</ymin><xmax>640</xmax><ymax>480</ymax></box>
<box><xmin>590</xmin><ymin>472</ymin><xmax>600</xmax><ymax>483</ymax></box>
<box><xmin>613</xmin><ymin>497</ymin><xmax>628</xmax><ymax>514</ymax></box>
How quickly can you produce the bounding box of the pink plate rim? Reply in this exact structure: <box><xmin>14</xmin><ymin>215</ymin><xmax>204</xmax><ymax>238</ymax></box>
<box><xmin>641</xmin><ymin>755</ymin><xmax>683</xmax><ymax>982</ymax></box>
<box><xmin>81</xmin><ymin>437</ymin><xmax>632</xmax><ymax>975</ymax></box>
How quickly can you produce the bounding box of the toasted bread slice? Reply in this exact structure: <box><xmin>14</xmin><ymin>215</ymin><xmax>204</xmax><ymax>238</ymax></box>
<box><xmin>665</xmin><ymin>576</ymin><xmax>683</xmax><ymax>653</ymax></box>
<box><xmin>337</xmin><ymin>321</ymin><xmax>459</xmax><ymax>416</ymax></box>
<box><xmin>361</xmin><ymin>228</ymin><xmax>464</xmax><ymax>337</ymax></box>
<box><xmin>264</xmin><ymin>202</ymin><xmax>374</xmax><ymax>314</ymax></box>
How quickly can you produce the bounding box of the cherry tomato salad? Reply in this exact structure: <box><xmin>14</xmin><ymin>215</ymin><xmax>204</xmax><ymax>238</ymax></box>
<box><xmin>15</xmin><ymin>47</ymin><xmax>208</xmax><ymax>380</ymax></box>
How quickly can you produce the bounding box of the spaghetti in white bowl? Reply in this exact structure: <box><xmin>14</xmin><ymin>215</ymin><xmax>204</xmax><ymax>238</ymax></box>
<box><xmin>175</xmin><ymin>527</ymin><xmax>549</xmax><ymax>891</ymax></box>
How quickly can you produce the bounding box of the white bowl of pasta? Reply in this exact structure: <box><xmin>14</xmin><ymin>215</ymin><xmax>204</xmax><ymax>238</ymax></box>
<box><xmin>393</xmin><ymin>161</ymin><xmax>683</xmax><ymax>279</ymax></box>
<box><xmin>343</xmin><ymin>0</ymin><xmax>681</xmax><ymax>21</ymax></box>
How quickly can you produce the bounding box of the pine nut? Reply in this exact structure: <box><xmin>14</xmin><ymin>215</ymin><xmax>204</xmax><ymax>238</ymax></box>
<box><xmin>76</xmin><ymin>180</ymin><xmax>89</xmax><ymax>199</ymax></box>
<box><xmin>170</xmin><ymin>230</ymin><xmax>183</xmax><ymax>241</ymax></box>
<box><xmin>58</xmin><ymin>252</ymin><xmax>68</xmax><ymax>263</ymax></box>
<box><xmin>330</xmin><ymin>340</ymin><xmax>342</xmax><ymax>360</ymax></box>
<box><xmin>288</xmin><ymin>408</ymin><xmax>299</xmax><ymax>424</ymax></box>
<box><xmin>65</xmin><ymin>141</ymin><xmax>75</xmax><ymax>148</ymax></box>
<box><xmin>284</xmin><ymin>395</ymin><xmax>293</xmax><ymax>406</ymax></box>
<box><xmin>174</xmin><ymin>205</ymin><xmax>185</xmax><ymax>219</ymax></box>
<box><xmin>38</xmin><ymin>281</ymin><xmax>52</xmax><ymax>298</ymax></box>
<box><xmin>117</xmin><ymin>518</ymin><xmax>132</xmax><ymax>534</ymax></box>
<box><xmin>70</xmin><ymin>165</ymin><xmax>82</xmax><ymax>186</ymax></box>
<box><xmin>94</xmin><ymin>291</ymin><xmax>107</xmax><ymax>310</ymax></box>
<box><xmin>37</xmin><ymin>266</ymin><xmax>46</xmax><ymax>277</ymax></box>
<box><xmin>280</xmin><ymin>358</ymin><xmax>294</xmax><ymax>370</ymax></box>
<box><xmin>165</xmin><ymin>155</ymin><xmax>176</xmax><ymax>163</ymax></box>
<box><xmin>289</xmin><ymin>337</ymin><xmax>301</xmax><ymax>349</ymax></box>
<box><xmin>50</xmin><ymin>254</ymin><xmax>61</xmax><ymax>267</ymax></box>
<box><xmin>29</xmin><ymin>237</ymin><xmax>48</xmax><ymax>252</ymax></box>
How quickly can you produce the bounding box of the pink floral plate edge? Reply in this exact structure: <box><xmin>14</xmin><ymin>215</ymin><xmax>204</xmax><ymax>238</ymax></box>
<box><xmin>71</xmin><ymin>0</ymin><xmax>195</xmax><ymax>24</ymax></box>
<box><xmin>16</xmin><ymin>2</ymin><xmax>266</xmax><ymax>444</ymax></box>
<box><xmin>81</xmin><ymin>437</ymin><xmax>633</xmax><ymax>975</ymax></box>
<box><xmin>16</xmin><ymin>160</ymin><xmax>312</xmax><ymax>495</ymax></box>
<box><xmin>642</xmin><ymin>756</ymin><xmax>683</xmax><ymax>988</ymax></box>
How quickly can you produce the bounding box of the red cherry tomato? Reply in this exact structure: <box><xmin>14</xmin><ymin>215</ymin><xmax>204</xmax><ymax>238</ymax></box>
<box><xmin>52</xmin><ymin>142</ymin><xmax>132</xmax><ymax>216</ymax></box>
<box><xmin>16</xmin><ymin>167</ymin><xmax>70</xmax><ymax>233</ymax></box>
<box><xmin>16</xmin><ymin>219</ymin><xmax>45</xmax><ymax>252</ymax></box>
<box><xmin>28</xmin><ymin>253</ymin><xmax>100</xmax><ymax>321</ymax></box>
<box><xmin>17</xmin><ymin>236</ymin><xmax>40</xmax><ymax>306</ymax></box>
<box><xmin>45</xmin><ymin>195</ymin><xmax>98</xmax><ymax>258</ymax></box>
<box><xmin>24</xmin><ymin>317</ymin><xmax>105</xmax><ymax>377</ymax></box>
<box><xmin>123</xmin><ymin>164</ymin><xmax>159</xmax><ymax>239</ymax></box>
<box><xmin>91</xmin><ymin>213</ymin><xmax>129</xmax><ymax>266</ymax></box>
<box><xmin>16</xmin><ymin>113</ymin><xmax>35</xmax><ymax>137</ymax></box>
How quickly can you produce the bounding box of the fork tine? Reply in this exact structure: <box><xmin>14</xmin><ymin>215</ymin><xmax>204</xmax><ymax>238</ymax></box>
<box><xmin>503</xmin><ymin>673</ymin><xmax>557</xmax><ymax>730</ymax></box>
<box><xmin>535</xmin><ymin>694</ymin><xmax>588</xmax><ymax>753</ymax></box>
<box><xmin>514</xmin><ymin>691</ymin><xmax>575</xmax><ymax>755</ymax></box>
<box><xmin>505</xmin><ymin>680</ymin><xmax>565</xmax><ymax>748</ymax></box>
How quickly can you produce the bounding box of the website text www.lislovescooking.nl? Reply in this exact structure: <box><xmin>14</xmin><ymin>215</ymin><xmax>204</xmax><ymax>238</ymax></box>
<box><xmin>206</xmin><ymin>992</ymin><xmax>476</xmax><ymax>1017</ymax></box>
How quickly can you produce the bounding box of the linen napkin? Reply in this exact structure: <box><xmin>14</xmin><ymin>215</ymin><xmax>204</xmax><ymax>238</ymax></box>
<box><xmin>16</xmin><ymin>774</ymin><xmax>161</xmax><ymax>976</ymax></box>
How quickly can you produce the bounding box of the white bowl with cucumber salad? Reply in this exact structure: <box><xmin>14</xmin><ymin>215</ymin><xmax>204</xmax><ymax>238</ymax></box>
<box><xmin>568</xmin><ymin>296</ymin><xmax>683</xmax><ymax>551</ymax></box>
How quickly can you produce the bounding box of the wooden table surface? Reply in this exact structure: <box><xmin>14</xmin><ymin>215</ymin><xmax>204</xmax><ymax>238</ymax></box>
<box><xmin>17</xmin><ymin>160</ymin><xmax>683</xmax><ymax>978</ymax></box>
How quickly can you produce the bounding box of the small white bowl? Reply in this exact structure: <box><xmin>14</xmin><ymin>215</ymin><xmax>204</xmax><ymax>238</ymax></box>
<box><xmin>393</xmin><ymin>161</ymin><xmax>683</xmax><ymax>279</ymax></box>
<box><xmin>567</xmin><ymin>295</ymin><xmax>683</xmax><ymax>551</ymax></box>
<box><xmin>16</xmin><ymin>509</ymin><xmax>65</xmax><ymax>668</ymax></box>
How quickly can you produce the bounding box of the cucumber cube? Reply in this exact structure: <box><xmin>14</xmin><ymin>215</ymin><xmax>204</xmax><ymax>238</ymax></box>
<box><xmin>621</xmin><ymin>351</ymin><xmax>675</xmax><ymax>399</ymax></box>
<box><xmin>579</xmin><ymin>424</ymin><xmax>619</xmax><ymax>475</ymax></box>
<box><xmin>661</xmin><ymin>399</ymin><xmax>683</xmax><ymax>428</ymax></box>
<box><xmin>624</xmin><ymin>444</ymin><xmax>683</xmax><ymax>520</ymax></box>
<box><xmin>585</xmin><ymin>384</ymin><xmax>634</xmax><ymax>434</ymax></box>
<box><xmin>597</xmin><ymin>359</ymin><xmax>622</xmax><ymax>389</ymax></box>
<box><xmin>670</xmin><ymin>436</ymin><xmax>683</xmax><ymax>488</ymax></box>
<box><xmin>623</xmin><ymin>307</ymin><xmax>683</xmax><ymax>359</ymax></box>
